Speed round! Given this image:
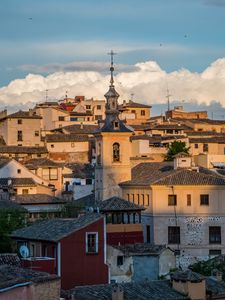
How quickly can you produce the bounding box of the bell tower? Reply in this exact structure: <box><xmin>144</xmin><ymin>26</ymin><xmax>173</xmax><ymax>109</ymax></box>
<box><xmin>95</xmin><ymin>51</ymin><xmax>133</xmax><ymax>201</ymax></box>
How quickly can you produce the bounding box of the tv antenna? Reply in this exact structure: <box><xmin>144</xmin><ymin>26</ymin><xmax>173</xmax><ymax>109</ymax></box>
<box><xmin>166</xmin><ymin>87</ymin><xmax>172</xmax><ymax>111</ymax></box>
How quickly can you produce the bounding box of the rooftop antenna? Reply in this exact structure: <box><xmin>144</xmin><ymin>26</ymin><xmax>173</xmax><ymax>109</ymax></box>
<box><xmin>45</xmin><ymin>89</ymin><xmax>48</xmax><ymax>102</ymax></box>
<box><xmin>65</xmin><ymin>90</ymin><xmax>68</xmax><ymax>101</ymax></box>
<box><xmin>107</xmin><ymin>50</ymin><xmax>117</xmax><ymax>86</ymax></box>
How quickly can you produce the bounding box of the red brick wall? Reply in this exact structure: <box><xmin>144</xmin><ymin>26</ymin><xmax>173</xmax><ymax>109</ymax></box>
<box><xmin>60</xmin><ymin>218</ymin><xmax>108</xmax><ymax>290</ymax></box>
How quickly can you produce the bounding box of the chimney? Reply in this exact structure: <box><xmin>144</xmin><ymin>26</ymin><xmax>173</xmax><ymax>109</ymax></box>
<box><xmin>171</xmin><ymin>270</ymin><xmax>206</xmax><ymax>300</ymax></box>
<box><xmin>112</xmin><ymin>284</ymin><xmax>123</xmax><ymax>300</ymax></box>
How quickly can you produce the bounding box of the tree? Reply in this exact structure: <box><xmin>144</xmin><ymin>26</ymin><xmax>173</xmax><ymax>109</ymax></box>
<box><xmin>60</xmin><ymin>202</ymin><xmax>84</xmax><ymax>218</ymax></box>
<box><xmin>164</xmin><ymin>140</ymin><xmax>190</xmax><ymax>161</ymax></box>
<box><xmin>0</xmin><ymin>207</ymin><xmax>28</xmax><ymax>253</ymax></box>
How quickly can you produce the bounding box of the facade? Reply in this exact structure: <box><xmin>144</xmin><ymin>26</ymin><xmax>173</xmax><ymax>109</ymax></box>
<box><xmin>120</xmin><ymin>157</ymin><xmax>225</xmax><ymax>268</ymax></box>
<box><xmin>166</xmin><ymin>106</ymin><xmax>208</xmax><ymax>120</ymax></box>
<box><xmin>189</xmin><ymin>137</ymin><xmax>225</xmax><ymax>156</ymax></box>
<box><xmin>0</xmin><ymin>110</ymin><xmax>43</xmax><ymax>146</ymax></box>
<box><xmin>107</xmin><ymin>244</ymin><xmax>176</xmax><ymax>283</ymax></box>
<box><xmin>12</xmin><ymin>213</ymin><xmax>109</xmax><ymax>290</ymax></box>
<box><xmin>119</xmin><ymin>100</ymin><xmax>151</xmax><ymax>125</ymax></box>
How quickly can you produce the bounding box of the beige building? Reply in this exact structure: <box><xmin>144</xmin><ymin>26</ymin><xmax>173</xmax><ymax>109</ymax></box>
<box><xmin>166</xmin><ymin>105</ymin><xmax>208</xmax><ymax>120</ymax></box>
<box><xmin>119</xmin><ymin>100</ymin><xmax>151</xmax><ymax>125</ymax></box>
<box><xmin>184</xmin><ymin>119</ymin><xmax>225</xmax><ymax>133</ymax></box>
<box><xmin>0</xmin><ymin>110</ymin><xmax>42</xmax><ymax>146</ymax></box>
<box><xmin>189</xmin><ymin>137</ymin><xmax>225</xmax><ymax>156</ymax></box>
<box><xmin>119</xmin><ymin>156</ymin><xmax>225</xmax><ymax>268</ymax></box>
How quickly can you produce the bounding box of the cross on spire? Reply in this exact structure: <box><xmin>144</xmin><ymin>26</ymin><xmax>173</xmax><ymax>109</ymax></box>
<box><xmin>108</xmin><ymin>50</ymin><xmax>117</xmax><ymax>86</ymax></box>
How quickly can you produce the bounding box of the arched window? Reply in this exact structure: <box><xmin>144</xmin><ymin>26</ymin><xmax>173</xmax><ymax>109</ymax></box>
<box><xmin>113</xmin><ymin>142</ymin><xmax>120</xmax><ymax>162</ymax></box>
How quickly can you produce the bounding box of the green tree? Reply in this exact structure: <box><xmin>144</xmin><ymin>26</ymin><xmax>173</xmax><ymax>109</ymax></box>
<box><xmin>60</xmin><ymin>202</ymin><xmax>84</xmax><ymax>218</ymax></box>
<box><xmin>0</xmin><ymin>207</ymin><xmax>28</xmax><ymax>253</ymax></box>
<box><xmin>164</xmin><ymin>140</ymin><xmax>190</xmax><ymax>161</ymax></box>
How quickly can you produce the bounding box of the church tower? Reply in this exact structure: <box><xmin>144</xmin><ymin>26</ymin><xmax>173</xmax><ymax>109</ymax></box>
<box><xmin>95</xmin><ymin>51</ymin><xmax>133</xmax><ymax>201</ymax></box>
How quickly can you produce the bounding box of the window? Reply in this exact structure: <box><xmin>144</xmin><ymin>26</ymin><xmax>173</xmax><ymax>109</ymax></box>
<box><xmin>200</xmin><ymin>194</ymin><xmax>209</xmax><ymax>206</ymax></box>
<box><xmin>17</xmin><ymin>169</ymin><xmax>21</xmax><ymax>174</ymax></box>
<box><xmin>195</xmin><ymin>144</ymin><xmax>198</xmax><ymax>149</ymax></box>
<box><xmin>141</xmin><ymin>110</ymin><xmax>145</xmax><ymax>116</ymax></box>
<box><xmin>86</xmin><ymin>232</ymin><xmax>98</xmax><ymax>253</ymax></box>
<box><xmin>209</xmin><ymin>226</ymin><xmax>221</xmax><ymax>244</ymax></box>
<box><xmin>168</xmin><ymin>226</ymin><xmax>180</xmax><ymax>244</ymax></box>
<box><xmin>146</xmin><ymin>225</ymin><xmax>151</xmax><ymax>243</ymax></box>
<box><xmin>132</xmin><ymin>194</ymin><xmax>135</xmax><ymax>203</ymax></box>
<box><xmin>114</xmin><ymin>121</ymin><xmax>119</xmax><ymax>129</ymax></box>
<box><xmin>168</xmin><ymin>195</ymin><xmax>177</xmax><ymax>206</ymax></box>
<box><xmin>17</xmin><ymin>130</ymin><xmax>23</xmax><ymax>141</ymax></box>
<box><xmin>127</xmin><ymin>194</ymin><xmax>130</xmax><ymax>201</ymax></box>
<box><xmin>58</xmin><ymin>116</ymin><xmax>65</xmax><ymax>121</ymax></box>
<box><xmin>142</xmin><ymin>194</ymin><xmax>145</xmax><ymax>205</ymax></box>
<box><xmin>97</xmin><ymin>105</ymin><xmax>101</xmax><ymax>110</ymax></box>
<box><xmin>131</xmin><ymin>110</ymin><xmax>136</xmax><ymax>114</ymax></box>
<box><xmin>209</xmin><ymin>249</ymin><xmax>221</xmax><ymax>256</ymax></box>
<box><xmin>113</xmin><ymin>143</ymin><xmax>120</xmax><ymax>162</ymax></box>
<box><xmin>117</xmin><ymin>256</ymin><xmax>124</xmax><ymax>266</ymax></box>
<box><xmin>51</xmin><ymin>144</ymin><xmax>54</xmax><ymax>148</ymax></box>
<box><xmin>42</xmin><ymin>168</ymin><xmax>58</xmax><ymax>180</ymax></box>
<box><xmin>86</xmin><ymin>105</ymin><xmax>91</xmax><ymax>110</ymax></box>
<box><xmin>71</xmin><ymin>142</ymin><xmax>75</xmax><ymax>148</ymax></box>
<box><xmin>146</xmin><ymin>194</ymin><xmax>150</xmax><ymax>206</ymax></box>
<box><xmin>187</xmin><ymin>194</ymin><xmax>191</xmax><ymax>206</ymax></box>
<box><xmin>86</xmin><ymin>178</ymin><xmax>92</xmax><ymax>185</ymax></box>
<box><xmin>17</xmin><ymin>119</ymin><xmax>22</xmax><ymax>124</ymax></box>
<box><xmin>35</xmin><ymin>131</ymin><xmax>39</xmax><ymax>137</ymax></box>
<box><xmin>203</xmin><ymin>143</ymin><xmax>208</xmax><ymax>152</ymax></box>
<box><xmin>22</xmin><ymin>189</ymin><xmax>29</xmax><ymax>195</ymax></box>
<box><xmin>137</xmin><ymin>194</ymin><xmax>140</xmax><ymax>205</ymax></box>
<box><xmin>95</xmin><ymin>115</ymin><xmax>103</xmax><ymax>121</ymax></box>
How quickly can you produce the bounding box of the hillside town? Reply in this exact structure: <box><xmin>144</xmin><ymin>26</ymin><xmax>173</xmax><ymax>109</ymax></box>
<box><xmin>2</xmin><ymin>53</ymin><xmax>225</xmax><ymax>300</ymax></box>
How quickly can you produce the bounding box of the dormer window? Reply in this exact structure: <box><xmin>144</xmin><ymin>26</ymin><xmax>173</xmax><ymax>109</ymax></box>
<box><xmin>113</xmin><ymin>143</ymin><xmax>120</xmax><ymax>162</ymax></box>
<box><xmin>114</xmin><ymin>121</ymin><xmax>119</xmax><ymax>129</ymax></box>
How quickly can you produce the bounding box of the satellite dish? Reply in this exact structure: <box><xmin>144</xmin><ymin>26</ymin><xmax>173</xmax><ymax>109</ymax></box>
<box><xmin>19</xmin><ymin>245</ymin><xmax>29</xmax><ymax>258</ymax></box>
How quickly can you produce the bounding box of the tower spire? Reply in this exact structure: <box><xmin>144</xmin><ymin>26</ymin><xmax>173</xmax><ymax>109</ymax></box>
<box><xmin>108</xmin><ymin>50</ymin><xmax>117</xmax><ymax>87</ymax></box>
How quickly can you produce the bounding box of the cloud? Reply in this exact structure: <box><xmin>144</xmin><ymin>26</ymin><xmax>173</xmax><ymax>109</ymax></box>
<box><xmin>18</xmin><ymin>61</ymin><xmax>139</xmax><ymax>74</ymax></box>
<box><xmin>1</xmin><ymin>58</ymin><xmax>225</xmax><ymax>111</ymax></box>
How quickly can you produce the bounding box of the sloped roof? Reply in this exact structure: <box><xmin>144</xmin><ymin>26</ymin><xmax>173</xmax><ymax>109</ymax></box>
<box><xmin>3</xmin><ymin>111</ymin><xmax>42</xmax><ymax>119</ymax></box>
<box><xmin>171</xmin><ymin>270</ymin><xmax>205</xmax><ymax>283</ymax></box>
<box><xmin>0</xmin><ymin>146</ymin><xmax>48</xmax><ymax>154</ymax></box>
<box><xmin>119</xmin><ymin>101</ymin><xmax>151</xmax><ymax>109</ymax></box>
<box><xmin>57</xmin><ymin>124</ymin><xmax>98</xmax><ymax>134</ymax></box>
<box><xmin>189</xmin><ymin>137</ymin><xmax>225</xmax><ymax>144</ymax></box>
<box><xmin>12</xmin><ymin>213</ymin><xmax>103</xmax><ymax>242</ymax></box>
<box><xmin>0</xmin><ymin>265</ymin><xmax>58</xmax><ymax>290</ymax></box>
<box><xmin>75</xmin><ymin>195</ymin><xmax>144</xmax><ymax>212</ymax></box>
<box><xmin>46</xmin><ymin>133</ymin><xmax>90</xmax><ymax>143</ymax></box>
<box><xmin>0</xmin><ymin>254</ymin><xmax>20</xmax><ymax>267</ymax></box>
<box><xmin>67</xmin><ymin>280</ymin><xmax>187</xmax><ymax>300</ymax></box>
<box><xmin>15</xmin><ymin>194</ymin><xmax>64</xmax><ymax>205</ymax></box>
<box><xmin>120</xmin><ymin>162</ymin><xmax>225</xmax><ymax>187</ymax></box>
<box><xmin>0</xmin><ymin>178</ymin><xmax>36</xmax><ymax>187</ymax></box>
<box><xmin>0</xmin><ymin>200</ymin><xmax>26</xmax><ymax>210</ymax></box>
<box><xmin>112</xmin><ymin>244</ymin><xmax>169</xmax><ymax>256</ymax></box>
<box><xmin>24</xmin><ymin>158</ymin><xmax>60</xmax><ymax>169</ymax></box>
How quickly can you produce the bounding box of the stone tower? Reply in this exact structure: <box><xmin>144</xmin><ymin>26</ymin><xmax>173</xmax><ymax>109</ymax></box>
<box><xmin>95</xmin><ymin>51</ymin><xmax>133</xmax><ymax>201</ymax></box>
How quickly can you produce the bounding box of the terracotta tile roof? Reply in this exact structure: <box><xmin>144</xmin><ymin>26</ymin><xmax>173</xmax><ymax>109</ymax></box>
<box><xmin>0</xmin><ymin>254</ymin><xmax>21</xmax><ymax>267</ymax></box>
<box><xmin>171</xmin><ymin>270</ymin><xmax>205</xmax><ymax>283</ymax></box>
<box><xmin>67</xmin><ymin>280</ymin><xmax>187</xmax><ymax>300</ymax></box>
<box><xmin>57</xmin><ymin>124</ymin><xmax>98</xmax><ymax>134</ymax></box>
<box><xmin>65</xmin><ymin>163</ymin><xmax>94</xmax><ymax>179</ymax></box>
<box><xmin>187</xmin><ymin>118</ymin><xmax>225</xmax><ymax>125</ymax></box>
<box><xmin>46</xmin><ymin>133</ymin><xmax>90</xmax><ymax>143</ymax></box>
<box><xmin>120</xmin><ymin>162</ymin><xmax>225</xmax><ymax>187</ymax></box>
<box><xmin>112</xmin><ymin>244</ymin><xmax>169</xmax><ymax>256</ymax></box>
<box><xmin>24</xmin><ymin>158</ymin><xmax>60</xmax><ymax>169</ymax></box>
<box><xmin>14</xmin><ymin>194</ymin><xmax>64</xmax><ymax>205</ymax></box>
<box><xmin>0</xmin><ymin>200</ymin><xmax>26</xmax><ymax>210</ymax></box>
<box><xmin>0</xmin><ymin>178</ymin><xmax>36</xmax><ymax>187</ymax></box>
<box><xmin>189</xmin><ymin>137</ymin><xmax>225</xmax><ymax>144</ymax></box>
<box><xmin>0</xmin><ymin>265</ymin><xmax>58</xmax><ymax>290</ymax></box>
<box><xmin>3</xmin><ymin>110</ymin><xmax>42</xmax><ymax>119</ymax></box>
<box><xmin>12</xmin><ymin>213</ymin><xmax>103</xmax><ymax>242</ymax></box>
<box><xmin>0</xmin><ymin>146</ymin><xmax>48</xmax><ymax>154</ymax></box>
<box><xmin>75</xmin><ymin>195</ymin><xmax>144</xmax><ymax>212</ymax></box>
<box><xmin>0</xmin><ymin>158</ymin><xmax>10</xmax><ymax>168</ymax></box>
<box><xmin>119</xmin><ymin>101</ymin><xmax>152</xmax><ymax>109</ymax></box>
<box><xmin>152</xmin><ymin>124</ymin><xmax>189</xmax><ymax>130</ymax></box>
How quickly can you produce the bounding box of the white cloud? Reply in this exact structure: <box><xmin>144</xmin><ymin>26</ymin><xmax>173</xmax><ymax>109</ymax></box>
<box><xmin>1</xmin><ymin>58</ymin><xmax>225</xmax><ymax>110</ymax></box>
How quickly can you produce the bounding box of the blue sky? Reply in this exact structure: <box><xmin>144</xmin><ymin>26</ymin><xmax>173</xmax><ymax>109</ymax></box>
<box><xmin>0</xmin><ymin>0</ymin><xmax>225</xmax><ymax>86</ymax></box>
